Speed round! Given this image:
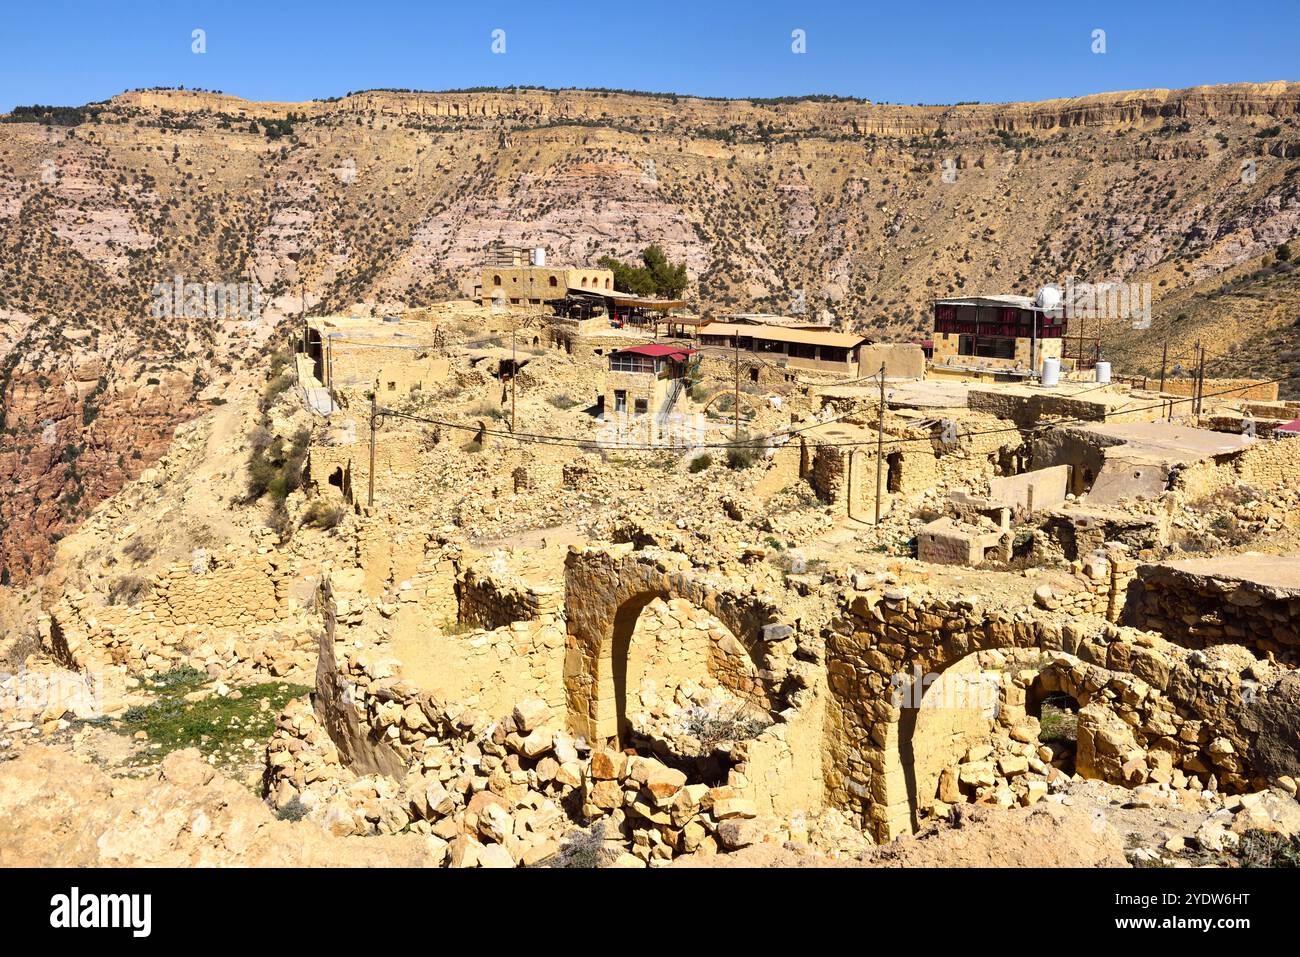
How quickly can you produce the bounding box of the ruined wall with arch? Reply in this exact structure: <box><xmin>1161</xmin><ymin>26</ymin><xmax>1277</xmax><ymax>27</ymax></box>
<box><xmin>825</xmin><ymin>586</ymin><xmax>1300</xmax><ymax>841</ymax></box>
<box><xmin>562</xmin><ymin>544</ymin><xmax>827</xmax><ymax>815</ymax></box>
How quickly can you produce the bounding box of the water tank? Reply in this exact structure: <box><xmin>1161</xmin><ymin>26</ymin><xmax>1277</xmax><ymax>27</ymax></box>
<box><xmin>1034</xmin><ymin>284</ymin><xmax>1063</xmax><ymax>315</ymax></box>
<box><xmin>1095</xmin><ymin>361</ymin><xmax>1112</xmax><ymax>384</ymax></box>
<box><xmin>531</xmin><ymin>247</ymin><xmax>546</xmax><ymax>267</ymax></box>
<box><xmin>1040</xmin><ymin>357</ymin><xmax>1061</xmax><ymax>387</ymax></box>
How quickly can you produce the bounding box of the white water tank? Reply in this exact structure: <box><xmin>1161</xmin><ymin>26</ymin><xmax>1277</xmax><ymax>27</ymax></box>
<box><xmin>1034</xmin><ymin>284</ymin><xmax>1063</xmax><ymax>315</ymax></box>
<box><xmin>531</xmin><ymin>247</ymin><xmax>546</xmax><ymax>267</ymax></box>
<box><xmin>1095</xmin><ymin>361</ymin><xmax>1112</xmax><ymax>384</ymax></box>
<box><xmin>1040</xmin><ymin>357</ymin><xmax>1061</xmax><ymax>387</ymax></box>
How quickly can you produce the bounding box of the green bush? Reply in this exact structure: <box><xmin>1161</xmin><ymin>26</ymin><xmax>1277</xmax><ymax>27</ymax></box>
<box><xmin>688</xmin><ymin>454</ymin><xmax>712</xmax><ymax>473</ymax></box>
<box><xmin>301</xmin><ymin>500</ymin><xmax>346</xmax><ymax>530</ymax></box>
<box><xmin>726</xmin><ymin>438</ymin><xmax>755</xmax><ymax>470</ymax></box>
<box><xmin>247</xmin><ymin>427</ymin><xmax>310</xmax><ymax>502</ymax></box>
<box><xmin>261</xmin><ymin>371</ymin><xmax>295</xmax><ymax>410</ymax></box>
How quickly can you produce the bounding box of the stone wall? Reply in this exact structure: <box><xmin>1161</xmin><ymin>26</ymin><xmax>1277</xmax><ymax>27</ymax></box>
<box><xmin>1129</xmin><ymin>560</ymin><xmax>1300</xmax><ymax>663</ymax></box>
<box><xmin>972</xmin><ymin>387</ymin><xmax>1165</xmax><ymax>427</ymax></box>
<box><xmin>818</xmin><ymin>549</ymin><xmax>1289</xmax><ymax>841</ymax></box>
<box><xmin>1173</xmin><ymin>436</ymin><xmax>1300</xmax><ymax>502</ymax></box>
<box><xmin>456</xmin><ymin>563</ymin><xmax>562</xmax><ymax>630</ymax></box>
<box><xmin>858</xmin><ymin>343</ymin><xmax>926</xmax><ymax>380</ymax></box>
<box><xmin>988</xmin><ymin>464</ymin><xmax>1071</xmax><ymax>510</ymax></box>
<box><xmin>1159</xmin><ymin>377</ymin><xmax>1279</xmax><ymax>403</ymax></box>
<box><xmin>45</xmin><ymin>535</ymin><xmax>307</xmax><ymax>679</ymax></box>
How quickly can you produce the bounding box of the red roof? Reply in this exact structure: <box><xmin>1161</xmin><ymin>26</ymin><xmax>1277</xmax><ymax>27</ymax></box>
<box><xmin>1277</xmin><ymin>418</ymin><xmax>1300</xmax><ymax>433</ymax></box>
<box><xmin>614</xmin><ymin>344</ymin><xmax>697</xmax><ymax>361</ymax></box>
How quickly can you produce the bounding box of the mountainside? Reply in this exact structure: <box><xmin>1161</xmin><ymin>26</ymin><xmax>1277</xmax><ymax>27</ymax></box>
<box><xmin>2</xmin><ymin>82</ymin><xmax>1299</xmax><ymax>583</ymax></box>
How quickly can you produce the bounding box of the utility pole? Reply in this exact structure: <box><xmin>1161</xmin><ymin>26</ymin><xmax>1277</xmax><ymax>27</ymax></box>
<box><xmin>733</xmin><ymin>338</ymin><xmax>741</xmax><ymax>443</ymax></box>
<box><xmin>367</xmin><ymin>391</ymin><xmax>377</xmax><ymax>508</ymax></box>
<box><xmin>874</xmin><ymin>362</ymin><xmax>886</xmax><ymax>524</ymax></box>
<box><xmin>1195</xmin><ymin>341</ymin><xmax>1207</xmax><ymax>419</ymax></box>
<box><xmin>510</xmin><ymin>321</ymin><xmax>517</xmax><ymax>433</ymax></box>
<box><xmin>1159</xmin><ymin>338</ymin><xmax>1168</xmax><ymax>394</ymax></box>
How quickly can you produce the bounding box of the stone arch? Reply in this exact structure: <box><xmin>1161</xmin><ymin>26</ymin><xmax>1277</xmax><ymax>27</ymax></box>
<box><xmin>907</xmin><ymin>651</ymin><xmax>1005</xmax><ymax>820</ymax></box>
<box><xmin>827</xmin><ymin>591</ymin><xmax>1059</xmax><ymax>841</ymax></box>
<box><xmin>700</xmin><ymin>389</ymin><xmax>761</xmax><ymax>422</ymax></box>
<box><xmin>563</xmin><ymin>545</ymin><xmax>795</xmax><ymax>745</ymax></box>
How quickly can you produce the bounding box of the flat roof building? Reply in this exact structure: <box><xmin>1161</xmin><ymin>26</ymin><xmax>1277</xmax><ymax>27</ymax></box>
<box><xmin>930</xmin><ymin>294</ymin><xmax>1067</xmax><ymax>381</ymax></box>
<box><xmin>697</xmin><ymin>321</ymin><xmax>869</xmax><ymax>376</ymax></box>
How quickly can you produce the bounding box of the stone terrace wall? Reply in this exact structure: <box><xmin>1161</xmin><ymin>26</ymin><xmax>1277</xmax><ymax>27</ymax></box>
<box><xmin>47</xmin><ymin>542</ymin><xmax>297</xmax><ymax>674</ymax></box>
<box><xmin>1130</xmin><ymin>561</ymin><xmax>1300</xmax><ymax>663</ymax></box>
<box><xmin>969</xmin><ymin>388</ymin><xmax>1164</xmax><ymax>427</ymax></box>
<box><xmin>149</xmin><ymin>553</ymin><xmax>293</xmax><ymax>629</ymax></box>
<box><xmin>1173</xmin><ymin>435</ymin><xmax>1300</xmax><ymax>501</ymax></box>
<box><xmin>1160</xmin><ymin>377</ymin><xmax>1279</xmax><ymax>403</ymax></box>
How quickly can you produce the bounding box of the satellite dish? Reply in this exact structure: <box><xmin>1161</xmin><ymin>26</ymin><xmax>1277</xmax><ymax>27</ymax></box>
<box><xmin>1034</xmin><ymin>285</ymin><xmax>1063</xmax><ymax>314</ymax></box>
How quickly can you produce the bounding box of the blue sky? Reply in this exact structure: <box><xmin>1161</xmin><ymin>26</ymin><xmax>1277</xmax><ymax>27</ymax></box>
<box><xmin>1</xmin><ymin>1</ymin><xmax>1296</xmax><ymax>112</ymax></box>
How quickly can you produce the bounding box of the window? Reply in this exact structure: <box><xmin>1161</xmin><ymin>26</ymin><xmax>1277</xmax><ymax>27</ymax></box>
<box><xmin>614</xmin><ymin>390</ymin><xmax>627</xmax><ymax>413</ymax></box>
<box><xmin>387</xmin><ymin>381</ymin><xmax>396</xmax><ymax>391</ymax></box>
<box><xmin>549</xmin><ymin>275</ymin><xmax>558</xmax><ymax>287</ymax></box>
<box><xmin>958</xmin><ymin>335</ymin><xmax>1016</xmax><ymax>360</ymax></box>
<box><xmin>610</xmin><ymin>354</ymin><xmax>654</xmax><ymax>373</ymax></box>
<box><xmin>605</xmin><ymin>278</ymin><xmax>611</xmax><ymax>289</ymax></box>
<box><xmin>634</xmin><ymin>398</ymin><xmax>648</xmax><ymax>415</ymax></box>
<box><xmin>492</xmin><ymin>275</ymin><xmax>501</xmax><ymax>286</ymax></box>
<box><xmin>581</xmin><ymin>277</ymin><xmax>588</xmax><ymax>287</ymax></box>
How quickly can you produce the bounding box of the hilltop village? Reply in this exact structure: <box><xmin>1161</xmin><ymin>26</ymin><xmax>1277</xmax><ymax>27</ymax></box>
<box><xmin>4</xmin><ymin>243</ymin><xmax>1300</xmax><ymax>868</ymax></box>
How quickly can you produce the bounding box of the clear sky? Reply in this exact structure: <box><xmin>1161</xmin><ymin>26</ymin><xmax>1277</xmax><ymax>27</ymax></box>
<box><xmin>1</xmin><ymin>0</ymin><xmax>1296</xmax><ymax>113</ymax></box>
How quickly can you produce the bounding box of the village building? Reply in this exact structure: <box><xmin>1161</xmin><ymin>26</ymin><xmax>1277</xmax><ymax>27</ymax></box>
<box><xmin>601</xmin><ymin>343</ymin><xmax>697</xmax><ymax>417</ymax></box>
<box><xmin>929</xmin><ymin>294</ymin><xmax>1067</xmax><ymax>381</ymax></box>
<box><xmin>696</xmin><ymin>321</ymin><xmax>869</xmax><ymax>376</ymax></box>
<box><xmin>476</xmin><ymin>243</ymin><xmax>615</xmax><ymax>307</ymax></box>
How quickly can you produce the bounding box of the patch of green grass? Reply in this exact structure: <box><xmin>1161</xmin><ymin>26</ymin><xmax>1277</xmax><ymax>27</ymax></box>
<box><xmin>146</xmin><ymin>665</ymin><xmax>208</xmax><ymax>694</ymax></box>
<box><xmin>1038</xmin><ymin>700</ymin><xmax>1078</xmax><ymax>744</ymax></box>
<box><xmin>118</xmin><ymin>669</ymin><xmax>309</xmax><ymax>768</ymax></box>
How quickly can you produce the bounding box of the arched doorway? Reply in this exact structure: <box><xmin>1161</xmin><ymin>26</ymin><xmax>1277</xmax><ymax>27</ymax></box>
<box><xmin>563</xmin><ymin>547</ymin><xmax>792</xmax><ymax>746</ymax></box>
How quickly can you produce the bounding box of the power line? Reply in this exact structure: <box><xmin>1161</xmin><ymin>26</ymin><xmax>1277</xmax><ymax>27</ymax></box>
<box><xmin>371</xmin><ymin>371</ymin><xmax>1296</xmax><ymax>454</ymax></box>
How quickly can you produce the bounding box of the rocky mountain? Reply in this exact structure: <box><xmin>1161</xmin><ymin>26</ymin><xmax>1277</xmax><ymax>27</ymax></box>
<box><xmin>1</xmin><ymin>82</ymin><xmax>1299</xmax><ymax>583</ymax></box>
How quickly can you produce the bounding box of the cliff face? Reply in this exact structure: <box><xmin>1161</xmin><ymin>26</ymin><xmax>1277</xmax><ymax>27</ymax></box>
<box><xmin>115</xmin><ymin>81</ymin><xmax>1300</xmax><ymax>136</ymax></box>
<box><xmin>2</xmin><ymin>82</ymin><xmax>1299</xmax><ymax>582</ymax></box>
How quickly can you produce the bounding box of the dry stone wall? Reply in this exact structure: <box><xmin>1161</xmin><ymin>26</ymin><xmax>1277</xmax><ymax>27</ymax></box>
<box><xmin>1130</xmin><ymin>560</ymin><xmax>1300</xmax><ymax>663</ymax></box>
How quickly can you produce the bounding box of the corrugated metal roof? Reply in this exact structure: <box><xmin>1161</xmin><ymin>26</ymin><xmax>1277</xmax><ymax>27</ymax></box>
<box><xmin>698</xmin><ymin>322</ymin><xmax>866</xmax><ymax>349</ymax></box>
<box><xmin>614</xmin><ymin>344</ymin><xmax>697</xmax><ymax>360</ymax></box>
<box><xmin>933</xmin><ymin>294</ymin><xmax>1037</xmax><ymax>309</ymax></box>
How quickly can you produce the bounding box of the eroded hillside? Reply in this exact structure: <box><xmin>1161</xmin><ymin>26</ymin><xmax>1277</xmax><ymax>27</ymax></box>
<box><xmin>1</xmin><ymin>82</ymin><xmax>1299</xmax><ymax>581</ymax></box>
